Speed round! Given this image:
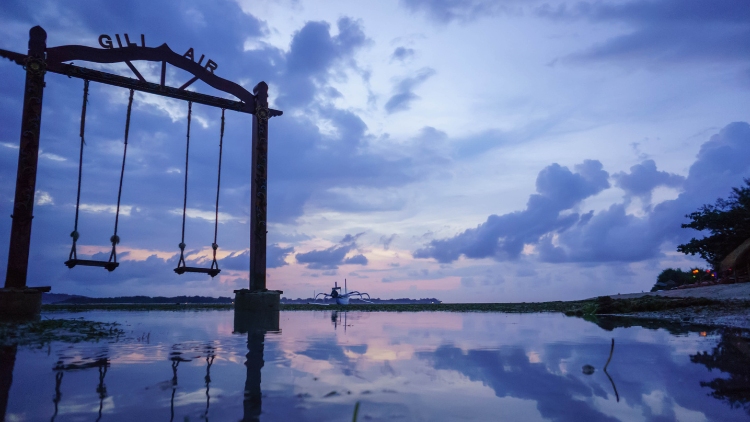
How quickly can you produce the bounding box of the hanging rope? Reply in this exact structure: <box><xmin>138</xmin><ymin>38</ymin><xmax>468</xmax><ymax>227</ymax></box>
<box><xmin>108</xmin><ymin>89</ymin><xmax>134</xmax><ymax>265</ymax></box>
<box><xmin>177</xmin><ymin>101</ymin><xmax>193</xmax><ymax>270</ymax></box>
<box><xmin>68</xmin><ymin>79</ymin><xmax>89</xmax><ymax>262</ymax></box>
<box><xmin>210</xmin><ymin>108</ymin><xmax>225</xmax><ymax>272</ymax></box>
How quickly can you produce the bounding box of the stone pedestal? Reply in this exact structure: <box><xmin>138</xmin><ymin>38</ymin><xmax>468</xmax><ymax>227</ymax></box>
<box><xmin>233</xmin><ymin>289</ymin><xmax>282</xmax><ymax>335</ymax></box>
<box><xmin>0</xmin><ymin>287</ymin><xmax>50</xmax><ymax>319</ymax></box>
<box><xmin>233</xmin><ymin>289</ymin><xmax>282</xmax><ymax>312</ymax></box>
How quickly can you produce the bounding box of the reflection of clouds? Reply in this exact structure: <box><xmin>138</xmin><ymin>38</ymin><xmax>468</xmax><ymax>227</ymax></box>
<box><xmin>173</xmin><ymin>387</ymin><xmax>224</xmax><ymax>406</ymax></box>
<box><xmin>642</xmin><ymin>390</ymin><xmax>666</xmax><ymax>416</ymax></box>
<box><xmin>58</xmin><ymin>396</ymin><xmax>114</xmax><ymax>415</ymax></box>
<box><xmin>362</xmin><ymin>340</ymin><xmax>413</xmax><ymax>361</ymax></box>
<box><xmin>12</xmin><ymin>311</ymin><xmax>747</xmax><ymax>421</ymax></box>
<box><xmin>422</xmin><ymin>345</ymin><xmax>616</xmax><ymax>422</ymax></box>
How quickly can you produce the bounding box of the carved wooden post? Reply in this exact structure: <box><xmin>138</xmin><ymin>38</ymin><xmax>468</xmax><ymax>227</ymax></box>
<box><xmin>4</xmin><ymin>26</ymin><xmax>47</xmax><ymax>290</ymax></box>
<box><xmin>249</xmin><ymin>82</ymin><xmax>269</xmax><ymax>292</ymax></box>
<box><xmin>235</xmin><ymin>82</ymin><xmax>280</xmax><ymax>311</ymax></box>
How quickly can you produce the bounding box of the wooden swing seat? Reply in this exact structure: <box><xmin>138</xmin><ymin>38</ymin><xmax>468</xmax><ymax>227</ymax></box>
<box><xmin>65</xmin><ymin>259</ymin><xmax>119</xmax><ymax>272</ymax></box>
<box><xmin>173</xmin><ymin>266</ymin><xmax>220</xmax><ymax>277</ymax></box>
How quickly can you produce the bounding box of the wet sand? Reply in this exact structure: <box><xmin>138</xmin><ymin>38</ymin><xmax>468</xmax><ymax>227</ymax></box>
<box><xmin>596</xmin><ymin>284</ymin><xmax>750</xmax><ymax>329</ymax></box>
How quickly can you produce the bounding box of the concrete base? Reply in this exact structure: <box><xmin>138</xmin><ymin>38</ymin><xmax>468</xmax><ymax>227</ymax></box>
<box><xmin>0</xmin><ymin>287</ymin><xmax>50</xmax><ymax>320</ymax></box>
<box><xmin>233</xmin><ymin>289</ymin><xmax>282</xmax><ymax>334</ymax></box>
<box><xmin>233</xmin><ymin>289</ymin><xmax>282</xmax><ymax>312</ymax></box>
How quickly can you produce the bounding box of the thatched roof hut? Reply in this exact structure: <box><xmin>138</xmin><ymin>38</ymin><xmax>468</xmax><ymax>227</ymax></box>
<box><xmin>720</xmin><ymin>237</ymin><xmax>750</xmax><ymax>272</ymax></box>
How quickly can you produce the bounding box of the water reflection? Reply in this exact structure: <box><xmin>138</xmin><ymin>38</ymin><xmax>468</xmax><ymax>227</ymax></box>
<box><xmin>0</xmin><ymin>345</ymin><xmax>16</xmax><ymax>420</ymax></box>
<box><xmin>50</xmin><ymin>347</ymin><xmax>110</xmax><ymax>422</ymax></box>
<box><xmin>691</xmin><ymin>328</ymin><xmax>750</xmax><ymax>415</ymax></box>
<box><xmin>234</xmin><ymin>310</ymin><xmax>280</xmax><ymax>422</ymax></box>
<box><xmin>1</xmin><ymin>311</ymin><xmax>750</xmax><ymax>421</ymax></box>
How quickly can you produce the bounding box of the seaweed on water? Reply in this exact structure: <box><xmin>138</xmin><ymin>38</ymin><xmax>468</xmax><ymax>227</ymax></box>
<box><xmin>0</xmin><ymin>318</ymin><xmax>125</xmax><ymax>347</ymax></box>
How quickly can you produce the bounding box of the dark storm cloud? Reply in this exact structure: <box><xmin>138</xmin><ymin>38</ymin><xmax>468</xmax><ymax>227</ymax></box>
<box><xmin>391</xmin><ymin>46</ymin><xmax>415</xmax><ymax>62</ymax></box>
<box><xmin>385</xmin><ymin>67</ymin><xmax>436</xmax><ymax>114</ymax></box>
<box><xmin>295</xmin><ymin>233</ymin><xmax>368</xmax><ymax>270</ymax></box>
<box><xmin>399</xmin><ymin>0</ymin><xmax>526</xmax><ymax>24</ymax></box>
<box><xmin>414</xmin><ymin>160</ymin><xmax>609</xmax><ymax>262</ymax></box>
<box><xmin>612</xmin><ymin>159</ymin><xmax>685</xmax><ymax>202</ymax></box>
<box><xmin>538</xmin><ymin>0</ymin><xmax>750</xmax><ymax>66</ymax></box>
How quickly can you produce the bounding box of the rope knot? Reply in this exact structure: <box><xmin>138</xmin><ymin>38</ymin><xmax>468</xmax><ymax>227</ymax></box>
<box><xmin>70</xmin><ymin>230</ymin><xmax>79</xmax><ymax>241</ymax></box>
<box><xmin>179</xmin><ymin>242</ymin><xmax>186</xmax><ymax>250</ymax></box>
<box><xmin>211</xmin><ymin>243</ymin><xmax>218</xmax><ymax>250</ymax></box>
<box><xmin>110</xmin><ymin>235</ymin><xmax>120</xmax><ymax>245</ymax></box>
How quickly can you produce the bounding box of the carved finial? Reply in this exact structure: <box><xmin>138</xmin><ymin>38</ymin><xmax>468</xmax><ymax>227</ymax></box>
<box><xmin>28</xmin><ymin>26</ymin><xmax>47</xmax><ymax>55</ymax></box>
<box><xmin>253</xmin><ymin>81</ymin><xmax>268</xmax><ymax>106</ymax></box>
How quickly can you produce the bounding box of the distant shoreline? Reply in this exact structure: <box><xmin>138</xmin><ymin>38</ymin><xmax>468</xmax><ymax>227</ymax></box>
<box><xmin>40</xmin><ymin>290</ymin><xmax>750</xmax><ymax>330</ymax></box>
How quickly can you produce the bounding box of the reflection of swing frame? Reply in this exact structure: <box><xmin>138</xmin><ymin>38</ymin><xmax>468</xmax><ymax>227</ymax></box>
<box><xmin>50</xmin><ymin>355</ymin><xmax>110</xmax><ymax>422</ymax></box>
<box><xmin>0</xmin><ymin>27</ymin><xmax>282</xmax><ymax>293</ymax></box>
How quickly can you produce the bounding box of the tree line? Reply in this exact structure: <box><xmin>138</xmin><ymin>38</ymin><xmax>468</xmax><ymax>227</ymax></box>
<box><xmin>654</xmin><ymin>179</ymin><xmax>750</xmax><ymax>291</ymax></box>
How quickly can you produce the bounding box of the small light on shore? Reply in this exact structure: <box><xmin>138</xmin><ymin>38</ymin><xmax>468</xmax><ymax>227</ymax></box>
<box><xmin>700</xmin><ymin>331</ymin><xmax>707</xmax><ymax>337</ymax></box>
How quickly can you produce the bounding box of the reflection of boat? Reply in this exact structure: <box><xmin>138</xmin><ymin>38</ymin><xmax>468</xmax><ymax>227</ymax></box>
<box><xmin>313</xmin><ymin>279</ymin><xmax>371</xmax><ymax>305</ymax></box>
<box><xmin>331</xmin><ymin>311</ymin><xmax>349</xmax><ymax>332</ymax></box>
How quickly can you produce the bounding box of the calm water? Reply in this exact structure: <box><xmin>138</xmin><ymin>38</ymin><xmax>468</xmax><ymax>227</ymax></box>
<box><xmin>3</xmin><ymin>310</ymin><xmax>749</xmax><ymax>421</ymax></box>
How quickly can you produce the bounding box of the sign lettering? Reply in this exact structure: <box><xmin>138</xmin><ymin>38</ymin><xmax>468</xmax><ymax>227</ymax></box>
<box><xmin>96</xmin><ymin>34</ymin><xmax>219</xmax><ymax>74</ymax></box>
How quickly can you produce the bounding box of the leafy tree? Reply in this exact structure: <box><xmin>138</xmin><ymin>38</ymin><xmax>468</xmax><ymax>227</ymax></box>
<box><xmin>677</xmin><ymin>179</ymin><xmax>750</xmax><ymax>269</ymax></box>
<box><xmin>651</xmin><ymin>267</ymin><xmax>708</xmax><ymax>291</ymax></box>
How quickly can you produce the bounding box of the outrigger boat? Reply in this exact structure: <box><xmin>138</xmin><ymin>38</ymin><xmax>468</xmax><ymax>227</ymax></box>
<box><xmin>312</xmin><ymin>279</ymin><xmax>371</xmax><ymax>305</ymax></box>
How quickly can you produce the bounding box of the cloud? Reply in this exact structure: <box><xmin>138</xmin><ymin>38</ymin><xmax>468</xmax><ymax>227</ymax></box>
<box><xmin>537</xmin><ymin>0</ymin><xmax>750</xmax><ymax>67</ymax></box>
<box><xmin>414</xmin><ymin>160</ymin><xmax>610</xmax><ymax>262</ymax></box>
<box><xmin>612</xmin><ymin>159</ymin><xmax>685</xmax><ymax>203</ymax></box>
<box><xmin>277</xmin><ymin>17</ymin><xmax>368</xmax><ymax>108</ymax></box>
<box><xmin>400</xmin><ymin>0</ymin><xmax>525</xmax><ymax>24</ymax></box>
<box><xmin>35</xmin><ymin>191</ymin><xmax>54</xmax><ymax>206</ymax></box>
<box><xmin>391</xmin><ymin>46</ymin><xmax>415</xmax><ymax>62</ymax></box>
<box><xmin>380</xmin><ymin>234</ymin><xmax>397</xmax><ymax>250</ymax></box>
<box><xmin>220</xmin><ymin>244</ymin><xmax>294</xmax><ymax>270</ymax></box>
<box><xmin>295</xmin><ymin>232</ymin><xmax>368</xmax><ymax>269</ymax></box>
<box><xmin>417</xmin><ymin>122</ymin><xmax>750</xmax><ymax>266</ymax></box>
<box><xmin>547</xmin><ymin>122</ymin><xmax>750</xmax><ymax>264</ymax></box>
<box><xmin>385</xmin><ymin>67</ymin><xmax>436</xmax><ymax>114</ymax></box>
<box><xmin>416</xmin><ymin>122</ymin><xmax>750</xmax><ymax>266</ymax></box>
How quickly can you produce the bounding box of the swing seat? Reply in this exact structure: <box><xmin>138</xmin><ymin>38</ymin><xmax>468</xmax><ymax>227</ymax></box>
<box><xmin>173</xmin><ymin>266</ymin><xmax>221</xmax><ymax>277</ymax></box>
<box><xmin>65</xmin><ymin>259</ymin><xmax>119</xmax><ymax>272</ymax></box>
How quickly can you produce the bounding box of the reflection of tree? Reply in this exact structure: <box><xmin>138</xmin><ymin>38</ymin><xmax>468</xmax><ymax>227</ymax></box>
<box><xmin>594</xmin><ymin>316</ymin><xmax>715</xmax><ymax>336</ymax></box>
<box><xmin>690</xmin><ymin>328</ymin><xmax>750</xmax><ymax>414</ymax></box>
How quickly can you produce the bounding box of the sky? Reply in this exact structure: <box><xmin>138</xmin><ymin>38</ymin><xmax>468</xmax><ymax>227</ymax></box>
<box><xmin>1</xmin><ymin>0</ymin><xmax>750</xmax><ymax>302</ymax></box>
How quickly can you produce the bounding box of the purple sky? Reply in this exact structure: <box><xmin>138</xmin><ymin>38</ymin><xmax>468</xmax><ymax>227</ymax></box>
<box><xmin>1</xmin><ymin>0</ymin><xmax>750</xmax><ymax>302</ymax></box>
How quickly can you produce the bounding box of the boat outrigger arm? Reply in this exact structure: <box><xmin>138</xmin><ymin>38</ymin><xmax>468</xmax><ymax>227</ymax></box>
<box><xmin>313</xmin><ymin>279</ymin><xmax>371</xmax><ymax>305</ymax></box>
